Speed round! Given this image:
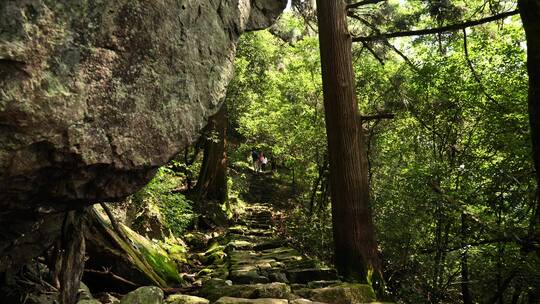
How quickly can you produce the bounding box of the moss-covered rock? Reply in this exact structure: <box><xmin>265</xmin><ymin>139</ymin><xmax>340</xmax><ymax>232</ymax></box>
<box><xmin>307</xmin><ymin>283</ymin><xmax>376</xmax><ymax>304</ymax></box>
<box><xmin>260</xmin><ymin>248</ymin><xmax>302</xmax><ymax>262</ymax></box>
<box><xmin>120</xmin><ymin>286</ymin><xmax>164</xmax><ymax>304</ymax></box>
<box><xmin>306</xmin><ymin>280</ymin><xmax>341</xmax><ymax>289</ymax></box>
<box><xmin>85</xmin><ymin>207</ymin><xmax>183</xmax><ymax>289</ymax></box>
<box><xmin>97</xmin><ymin>293</ymin><xmax>120</xmax><ymax>304</ymax></box>
<box><xmin>214</xmin><ymin>297</ymin><xmax>288</xmax><ymax>304</ymax></box>
<box><xmin>77</xmin><ymin>300</ymin><xmax>102</xmax><ymax>304</ymax></box>
<box><xmin>199</xmin><ymin>282</ymin><xmax>291</xmax><ymax>302</ymax></box>
<box><xmin>226</xmin><ymin>239</ymin><xmax>255</xmax><ymax>251</ymax></box>
<box><xmin>289</xmin><ymin>299</ymin><xmax>327</xmax><ymax>304</ymax></box>
<box><xmin>165</xmin><ymin>294</ymin><xmax>210</xmax><ymax>304</ymax></box>
<box><xmin>128</xmin><ymin>228</ymin><xmax>183</xmax><ymax>284</ymax></box>
<box><xmin>78</xmin><ymin>282</ymin><xmax>93</xmax><ymax>301</ymax></box>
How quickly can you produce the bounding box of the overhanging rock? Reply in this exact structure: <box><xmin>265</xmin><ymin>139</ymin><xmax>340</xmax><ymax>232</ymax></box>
<box><xmin>0</xmin><ymin>0</ymin><xmax>286</xmax><ymax>271</ymax></box>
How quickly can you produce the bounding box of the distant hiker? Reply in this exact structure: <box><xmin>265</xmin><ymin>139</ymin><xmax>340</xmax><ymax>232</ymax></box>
<box><xmin>261</xmin><ymin>154</ymin><xmax>268</xmax><ymax>172</ymax></box>
<box><xmin>258</xmin><ymin>152</ymin><xmax>265</xmax><ymax>172</ymax></box>
<box><xmin>251</xmin><ymin>149</ymin><xmax>259</xmax><ymax>171</ymax></box>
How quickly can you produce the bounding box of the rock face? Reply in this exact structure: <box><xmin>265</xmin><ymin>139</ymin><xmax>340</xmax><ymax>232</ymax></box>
<box><xmin>0</xmin><ymin>0</ymin><xmax>286</xmax><ymax>270</ymax></box>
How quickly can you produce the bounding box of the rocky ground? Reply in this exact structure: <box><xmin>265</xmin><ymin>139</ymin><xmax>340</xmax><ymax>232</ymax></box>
<box><xmin>84</xmin><ymin>181</ymin><xmax>385</xmax><ymax>304</ymax></box>
<box><xmin>58</xmin><ymin>166</ymin><xmax>388</xmax><ymax>304</ymax></box>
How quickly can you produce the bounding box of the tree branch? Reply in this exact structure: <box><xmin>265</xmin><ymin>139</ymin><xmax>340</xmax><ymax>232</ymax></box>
<box><xmin>99</xmin><ymin>203</ymin><xmax>129</xmax><ymax>243</ymax></box>
<box><xmin>360</xmin><ymin>113</ymin><xmax>395</xmax><ymax>122</ymax></box>
<box><xmin>353</xmin><ymin>9</ymin><xmax>519</xmax><ymax>42</ymax></box>
<box><xmin>361</xmin><ymin>42</ymin><xmax>385</xmax><ymax>65</ymax></box>
<box><xmin>84</xmin><ymin>269</ymin><xmax>140</xmax><ymax>288</ymax></box>
<box><xmin>419</xmin><ymin>237</ymin><xmax>524</xmax><ymax>254</ymax></box>
<box><xmin>462</xmin><ymin>28</ymin><xmax>499</xmax><ymax>105</ymax></box>
<box><xmin>348</xmin><ymin>12</ymin><xmax>420</xmax><ymax>69</ymax></box>
<box><xmin>347</xmin><ymin>0</ymin><xmax>386</xmax><ymax>10</ymax></box>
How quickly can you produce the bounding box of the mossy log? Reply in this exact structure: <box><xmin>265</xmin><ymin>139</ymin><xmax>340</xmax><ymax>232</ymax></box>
<box><xmin>83</xmin><ymin>206</ymin><xmax>182</xmax><ymax>293</ymax></box>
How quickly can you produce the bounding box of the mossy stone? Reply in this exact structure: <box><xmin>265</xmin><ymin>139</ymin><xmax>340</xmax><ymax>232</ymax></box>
<box><xmin>289</xmin><ymin>299</ymin><xmax>327</xmax><ymax>304</ymax></box>
<box><xmin>214</xmin><ymin>297</ymin><xmax>288</xmax><ymax>304</ymax></box>
<box><xmin>77</xmin><ymin>300</ymin><xmax>102</xmax><ymax>304</ymax></box>
<box><xmin>120</xmin><ymin>286</ymin><xmax>164</xmax><ymax>304</ymax></box>
<box><xmin>199</xmin><ymin>282</ymin><xmax>290</xmax><ymax>302</ymax></box>
<box><xmin>165</xmin><ymin>294</ymin><xmax>210</xmax><ymax>304</ymax></box>
<box><xmin>308</xmin><ymin>283</ymin><xmax>376</xmax><ymax>304</ymax></box>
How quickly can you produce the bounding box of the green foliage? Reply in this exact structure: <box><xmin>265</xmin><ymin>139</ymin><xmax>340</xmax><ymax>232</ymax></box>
<box><xmin>133</xmin><ymin>167</ymin><xmax>195</xmax><ymax>235</ymax></box>
<box><xmin>354</xmin><ymin>9</ymin><xmax>538</xmax><ymax>303</ymax></box>
<box><xmin>229</xmin><ymin>5</ymin><xmax>539</xmax><ymax>304</ymax></box>
<box><xmin>228</xmin><ymin>13</ymin><xmax>326</xmax><ymax>195</ymax></box>
<box><xmin>282</xmin><ymin>206</ymin><xmax>333</xmax><ymax>264</ymax></box>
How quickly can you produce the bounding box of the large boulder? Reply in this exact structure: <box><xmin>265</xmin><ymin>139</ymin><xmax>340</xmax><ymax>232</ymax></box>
<box><xmin>307</xmin><ymin>283</ymin><xmax>377</xmax><ymax>304</ymax></box>
<box><xmin>120</xmin><ymin>286</ymin><xmax>164</xmax><ymax>304</ymax></box>
<box><xmin>0</xmin><ymin>0</ymin><xmax>286</xmax><ymax>270</ymax></box>
<box><xmin>199</xmin><ymin>281</ymin><xmax>291</xmax><ymax>302</ymax></box>
<box><xmin>214</xmin><ymin>298</ymin><xmax>288</xmax><ymax>304</ymax></box>
<box><xmin>165</xmin><ymin>294</ymin><xmax>210</xmax><ymax>304</ymax></box>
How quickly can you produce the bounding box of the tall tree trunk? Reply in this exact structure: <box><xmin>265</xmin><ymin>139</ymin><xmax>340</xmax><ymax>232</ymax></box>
<box><xmin>315</xmin><ymin>0</ymin><xmax>383</xmax><ymax>286</ymax></box>
<box><xmin>60</xmin><ymin>209</ymin><xmax>86</xmax><ymax>304</ymax></box>
<box><xmin>195</xmin><ymin>103</ymin><xmax>228</xmax><ymax>202</ymax></box>
<box><xmin>509</xmin><ymin>10</ymin><xmax>540</xmax><ymax>304</ymax></box>
<box><xmin>519</xmin><ymin>0</ymin><xmax>540</xmax><ymax>236</ymax></box>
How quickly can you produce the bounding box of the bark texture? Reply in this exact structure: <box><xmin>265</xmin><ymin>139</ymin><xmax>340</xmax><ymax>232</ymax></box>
<box><xmin>59</xmin><ymin>209</ymin><xmax>86</xmax><ymax>304</ymax></box>
<box><xmin>196</xmin><ymin>103</ymin><xmax>229</xmax><ymax>203</ymax></box>
<box><xmin>315</xmin><ymin>0</ymin><xmax>382</xmax><ymax>284</ymax></box>
<box><xmin>519</xmin><ymin>0</ymin><xmax>540</xmax><ymax>235</ymax></box>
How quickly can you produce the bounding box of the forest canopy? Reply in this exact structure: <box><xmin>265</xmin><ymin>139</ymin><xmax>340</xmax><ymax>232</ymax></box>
<box><xmin>225</xmin><ymin>0</ymin><xmax>539</xmax><ymax>302</ymax></box>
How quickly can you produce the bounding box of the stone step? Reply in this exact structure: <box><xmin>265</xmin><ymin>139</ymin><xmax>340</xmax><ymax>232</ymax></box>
<box><xmin>215</xmin><ymin>297</ymin><xmax>288</xmax><ymax>304</ymax></box>
<box><xmin>229</xmin><ymin>228</ymin><xmax>274</xmax><ymax>237</ymax></box>
<box><xmin>306</xmin><ymin>280</ymin><xmax>341</xmax><ymax>289</ymax></box>
<box><xmin>230</xmin><ymin>271</ymin><xmax>270</xmax><ymax>284</ymax></box>
<box><xmin>247</xmin><ymin>223</ymin><xmax>273</xmax><ymax>230</ymax></box>
<box><xmin>290</xmin><ymin>280</ymin><xmax>341</xmax><ymax>290</ymax></box>
<box><xmin>230</xmin><ymin>234</ymin><xmax>274</xmax><ymax>244</ymax></box>
<box><xmin>299</xmin><ymin>283</ymin><xmax>377</xmax><ymax>304</ymax></box>
<box><xmin>290</xmin><ymin>300</ymin><xmax>328</xmax><ymax>304</ymax></box>
<box><xmin>283</xmin><ymin>260</ymin><xmax>318</xmax><ymax>270</ymax></box>
<box><xmin>260</xmin><ymin>248</ymin><xmax>302</xmax><ymax>263</ymax></box>
<box><xmin>199</xmin><ymin>281</ymin><xmax>291</xmax><ymax>302</ymax></box>
<box><xmin>253</xmin><ymin>240</ymin><xmax>286</xmax><ymax>251</ymax></box>
<box><xmin>165</xmin><ymin>294</ymin><xmax>210</xmax><ymax>304</ymax></box>
<box><xmin>286</xmin><ymin>269</ymin><xmax>338</xmax><ymax>284</ymax></box>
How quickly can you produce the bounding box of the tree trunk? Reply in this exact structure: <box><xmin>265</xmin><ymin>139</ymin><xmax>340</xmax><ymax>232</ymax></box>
<box><xmin>195</xmin><ymin>103</ymin><xmax>228</xmax><ymax>202</ymax></box>
<box><xmin>60</xmin><ymin>209</ymin><xmax>87</xmax><ymax>304</ymax></box>
<box><xmin>315</xmin><ymin>0</ymin><xmax>383</xmax><ymax>286</ymax></box>
<box><xmin>519</xmin><ymin>0</ymin><xmax>540</xmax><ymax>236</ymax></box>
<box><xmin>309</xmin><ymin>156</ymin><xmax>328</xmax><ymax>215</ymax></box>
<box><xmin>461</xmin><ymin>213</ymin><xmax>473</xmax><ymax>304</ymax></box>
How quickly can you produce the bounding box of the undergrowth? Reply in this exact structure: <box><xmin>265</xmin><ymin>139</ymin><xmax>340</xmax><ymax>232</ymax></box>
<box><xmin>133</xmin><ymin>167</ymin><xmax>195</xmax><ymax>235</ymax></box>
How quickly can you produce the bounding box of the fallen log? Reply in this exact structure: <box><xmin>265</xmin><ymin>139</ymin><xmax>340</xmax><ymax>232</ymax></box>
<box><xmin>83</xmin><ymin>206</ymin><xmax>182</xmax><ymax>293</ymax></box>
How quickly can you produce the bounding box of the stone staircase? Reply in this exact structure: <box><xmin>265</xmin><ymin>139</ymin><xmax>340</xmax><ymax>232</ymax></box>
<box><xmin>179</xmin><ymin>203</ymin><xmax>381</xmax><ymax>304</ymax></box>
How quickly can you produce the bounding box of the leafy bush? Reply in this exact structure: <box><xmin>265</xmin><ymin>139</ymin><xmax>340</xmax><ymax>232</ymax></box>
<box><xmin>281</xmin><ymin>206</ymin><xmax>333</xmax><ymax>264</ymax></box>
<box><xmin>133</xmin><ymin>167</ymin><xmax>195</xmax><ymax>235</ymax></box>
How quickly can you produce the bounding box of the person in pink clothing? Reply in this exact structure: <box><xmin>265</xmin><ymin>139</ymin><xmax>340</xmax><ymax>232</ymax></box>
<box><xmin>258</xmin><ymin>152</ymin><xmax>265</xmax><ymax>172</ymax></box>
